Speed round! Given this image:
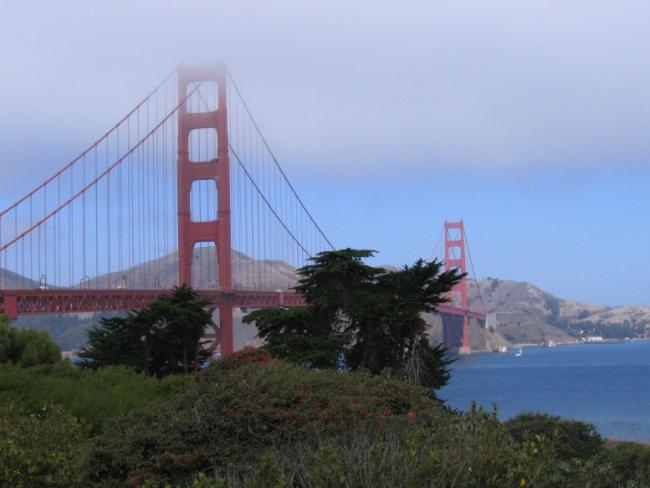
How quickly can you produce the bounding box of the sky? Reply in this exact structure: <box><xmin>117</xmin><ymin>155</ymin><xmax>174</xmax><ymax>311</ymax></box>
<box><xmin>1</xmin><ymin>0</ymin><xmax>650</xmax><ymax>306</ymax></box>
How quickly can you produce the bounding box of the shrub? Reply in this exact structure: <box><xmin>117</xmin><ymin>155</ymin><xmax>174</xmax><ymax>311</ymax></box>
<box><xmin>80</xmin><ymin>359</ymin><xmax>444</xmax><ymax>487</ymax></box>
<box><xmin>599</xmin><ymin>442</ymin><xmax>650</xmax><ymax>485</ymax></box>
<box><xmin>0</xmin><ymin>361</ymin><xmax>195</xmax><ymax>430</ymax></box>
<box><xmin>0</xmin><ymin>315</ymin><xmax>60</xmax><ymax>367</ymax></box>
<box><xmin>172</xmin><ymin>411</ymin><xmax>558</xmax><ymax>488</ymax></box>
<box><xmin>504</xmin><ymin>412</ymin><xmax>604</xmax><ymax>460</ymax></box>
<box><xmin>208</xmin><ymin>346</ymin><xmax>271</xmax><ymax>372</ymax></box>
<box><xmin>0</xmin><ymin>402</ymin><xmax>88</xmax><ymax>488</ymax></box>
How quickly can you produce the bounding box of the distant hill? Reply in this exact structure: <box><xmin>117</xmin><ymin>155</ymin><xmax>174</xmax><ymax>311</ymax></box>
<box><xmin>85</xmin><ymin>248</ymin><xmax>296</xmax><ymax>291</ymax></box>
<box><xmin>0</xmin><ymin>268</ymin><xmax>39</xmax><ymax>289</ymax></box>
<box><xmin>469</xmin><ymin>278</ymin><xmax>650</xmax><ymax>345</ymax></box>
<box><xmin>5</xmin><ymin>258</ymin><xmax>650</xmax><ymax>352</ymax></box>
<box><xmin>4</xmin><ymin>249</ymin><xmax>295</xmax><ymax>351</ymax></box>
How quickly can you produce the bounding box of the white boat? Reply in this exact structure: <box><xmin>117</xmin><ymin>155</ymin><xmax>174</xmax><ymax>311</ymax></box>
<box><xmin>515</xmin><ymin>347</ymin><xmax>523</xmax><ymax>357</ymax></box>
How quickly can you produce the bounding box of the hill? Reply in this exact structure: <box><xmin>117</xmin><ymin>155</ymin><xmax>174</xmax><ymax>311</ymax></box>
<box><xmin>84</xmin><ymin>248</ymin><xmax>297</xmax><ymax>291</ymax></box>
<box><xmin>0</xmin><ymin>269</ymin><xmax>39</xmax><ymax>289</ymax></box>
<box><xmin>470</xmin><ymin>278</ymin><xmax>650</xmax><ymax>345</ymax></box>
<box><xmin>5</xmin><ymin>259</ymin><xmax>650</xmax><ymax>352</ymax></box>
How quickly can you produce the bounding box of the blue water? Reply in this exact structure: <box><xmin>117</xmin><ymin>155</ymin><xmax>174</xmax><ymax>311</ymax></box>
<box><xmin>439</xmin><ymin>341</ymin><xmax>650</xmax><ymax>441</ymax></box>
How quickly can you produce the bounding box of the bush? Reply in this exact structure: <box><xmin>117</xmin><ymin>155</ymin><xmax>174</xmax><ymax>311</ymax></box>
<box><xmin>0</xmin><ymin>315</ymin><xmax>60</xmax><ymax>367</ymax></box>
<box><xmin>2</xmin><ymin>349</ymin><xmax>650</xmax><ymax>487</ymax></box>
<box><xmin>504</xmin><ymin>412</ymin><xmax>604</xmax><ymax>460</ymax></box>
<box><xmin>0</xmin><ymin>361</ymin><xmax>195</xmax><ymax>431</ymax></box>
<box><xmin>171</xmin><ymin>410</ymin><xmax>559</xmax><ymax>488</ymax></box>
<box><xmin>161</xmin><ymin>419</ymin><xmax>650</xmax><ymax>488</ymax></box>
<box><xmin>208</xmin><ymin>346</ymin><xmax>271</xmax><ymax>372</ymax></box>
<box><xmin>600</xmin><ymin>442</ymin><xmax>650</xmax><ymax>484</ymax></box>
<box><xmin>80</xmin><ymin>358</ymin><xmax>444</xmax><ymax>487</ymax></box>
<box><xmin>0</xmin><ymin>402</ymin><xmax>88</xmax><ymax>488</ymax></box>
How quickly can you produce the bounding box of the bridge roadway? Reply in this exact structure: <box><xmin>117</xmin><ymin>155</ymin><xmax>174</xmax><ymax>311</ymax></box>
<box><xmin>0</xmin><ymin>289</ymin><xmax>485</xmax><ymax>322</ymax></box>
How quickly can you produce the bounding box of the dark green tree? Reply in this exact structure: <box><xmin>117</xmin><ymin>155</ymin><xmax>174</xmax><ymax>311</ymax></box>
<box><xmin>80</xmin><ymin>316</ymin><xmax>140</xmax><ymax>370</ymax></box>
<box><xmin>0</xmin><ymin>314</ymin><xmax>60</xmax><ymax>367</ymax></box>
<box><xmin>245</xmin><ymin>249</ymin><xmax>381</xmax><ymax>368</ymax></box>
<box><xmin>79</xmin><ymin>285</ymin><xmax>213</xmax><ymax>376</ymax></box>
<box><xmin>245</xmin><ymin>249</ymin><xmax>463</xmax><ymax>389</ymax></box>
<box><xmin>244</xmin><ymin>307</ymin><xmax>345</xmax><ymax>368</ymax></box>
<box><xmin>348</xmin><ymin>259</ymin><xmax>460</xmax><ymax>384</ymax></box>
<box><xmin>294</xmin><ymin>248</ymin><xmax>382</xmax><ymax>316</ymax></box>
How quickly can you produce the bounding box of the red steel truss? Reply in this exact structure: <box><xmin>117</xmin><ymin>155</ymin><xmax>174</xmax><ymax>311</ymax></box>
<box><xmin>0</xmin><ymin>289</ymin><xmax>480</xmax><ymax>321</ymax></box>
<box><xmin>0</xmin><ymin>289</ymin><xmax>301</xmax><ymax>319</ymax></box>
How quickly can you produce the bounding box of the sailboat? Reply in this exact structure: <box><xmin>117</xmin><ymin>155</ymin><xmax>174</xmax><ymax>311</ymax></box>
<box><xmin>515</xmin><ymin>347</ymin><xmax>523</xmax><ymax>357</ymax></box>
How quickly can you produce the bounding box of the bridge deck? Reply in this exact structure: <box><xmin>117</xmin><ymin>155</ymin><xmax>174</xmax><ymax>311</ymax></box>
<box><xmin>0</xmin><ymin>289</ymin><xmax>485</xmax><ymax>321</ymax></box>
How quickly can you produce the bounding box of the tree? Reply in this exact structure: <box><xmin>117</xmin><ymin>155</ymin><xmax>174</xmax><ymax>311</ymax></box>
<box><xmin>79</xmin><ymin>285</ymin><xmax>214</xmax><ymax>376</ymax></box>
<box><xmin>0</xmin><ymin>314</ymin><xmax>60</xmax><ymax>367</ymax></box>
<box><xmin>245</xmin><ymin>249</ymin><xmax>463</xmax><ymax>389</ymax></box>
<box><xmin>347</xmin><ymin>259</ymin><xmax>460</xmax><ymax>384</ymax></box>
<box><xmin>0</xmin><ymin>314</ymin><xmax>20</xmax><ymax>363</ymax></box>
<box><xmin>244</xmin><ymin>307</ymin><xmax>345</xmax><ymax>369</ymax></box>
<box><xmin>244</xmin><ymin>249</ymin><xmax>381</xmax><ymax>369</ymax></box>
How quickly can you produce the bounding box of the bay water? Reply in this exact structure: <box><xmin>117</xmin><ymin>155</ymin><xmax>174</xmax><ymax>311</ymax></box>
<box><xmin>440</xmin><ymin>340</ymin><xmax>650</xmax><ymax>441</ymax></box>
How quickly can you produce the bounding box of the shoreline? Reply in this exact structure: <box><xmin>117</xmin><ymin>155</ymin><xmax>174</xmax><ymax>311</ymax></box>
<box><xmin>469</xmin><ymin>337</ymin><xmax>650</xmax><ymax>355</ymax></box>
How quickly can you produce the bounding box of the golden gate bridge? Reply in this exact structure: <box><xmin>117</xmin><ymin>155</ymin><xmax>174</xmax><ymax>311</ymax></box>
<box><xmin>0</xmin><ymin>65</ymin><xmax>484</xmax><ymax>354</ymax></box>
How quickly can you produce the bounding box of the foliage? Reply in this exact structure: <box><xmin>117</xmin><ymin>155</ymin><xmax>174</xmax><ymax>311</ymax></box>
<box><xmin>0</xmin><ymin>314</ymin><xmax>61</xmax><ymax>367</ymax></box>
<box><xmin>544</xmin><ymin>297</ymin><xmax>561</xmax><ymax>323</ymax></box>
<box><xmin>0</xmin><ymin>361</ymin><xmax>194</xmax><ymax>431</ymax></box>
<box><xmin>347</xmin><ymin>259</ymin><xmax>459</xmax><ymax>387</ymax></box>
<box><xmin>79</xmin><ymin>358</ymin><xmax>443</xmax><ymax>487</ymax></box>
<box><xmin>0</xmin><ymin>401</ymin><xmax>88</xmax><ymax>488</ymax></box>
<box><xmin>12</xmin><ymin>313</ymin><xmax>106</xmax><ymax>351</ymax></box>
<box><xmin>243</xmin><ymin>307</ymin><xmax>345</xmax><ymax>369</ymax></box>
<box><xmin>1</xmin><ymin>350</ymin><xmax>649</xmax><ymax>487</ymax></box>
<box><xmin>245</xmin><ymin>249</ymin><xmax>462</xmax><ymax>389</ymax></box>
<box><xmin>161</xmin><ymin>408</ymin><xmax>600</xmax><ymax>488</ymax></box>
<box><xmin>207</xmin><ymin>346</ymin><xmax>271</xmax><ymax>371</ymax></box>
<box><xmin>266</xmin><ymin>411</ymin><xmax>538</xmax><ymax>488</ymax></box>
<box><xmin>79</xmin><ymin>285</ymin><xmax>213</xmax><ymax>376</ymax></box>
<box><xmin>599</xmin><ymin>441</ymin><xmax>650</xmax><ymax>484</ymax></box>
<box><xmin>504</xmin><ymin>412</ymin><xmax>604</xmax><ymax>461</ymax></box>
<box><xmin>153</xmin><ymin>413</ymin><xmax>650</xmax><ymax>488</ymax></box>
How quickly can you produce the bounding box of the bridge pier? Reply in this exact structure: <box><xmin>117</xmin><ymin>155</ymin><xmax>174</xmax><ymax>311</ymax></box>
<box><xmin>219</xmin><ymin>303</ymin><xmax>234</xmax><ymax>355</ymax></box>
<box><xmin>2</xmin><ymin>295</ymin><xmax>17</xmax><ymax>320</ymax></box>
<box><xmin>442</xmin><ymin>313</ymin><xmax>471</xmax><ymax>354</ymax></box>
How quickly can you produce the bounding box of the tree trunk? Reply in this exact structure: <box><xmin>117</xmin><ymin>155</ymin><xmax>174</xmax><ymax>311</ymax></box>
<box><xmin>182</xmin><ymin>343</ymin><xmax>188</xmax><ymax>375</ymax></box>
<box><xmin>143</xmin><ymin>341</ymin><xmax>150</xmax><ymax>377</ymax></box>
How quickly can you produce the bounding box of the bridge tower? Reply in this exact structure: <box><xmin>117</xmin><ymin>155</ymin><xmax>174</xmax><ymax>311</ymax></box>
<box><xmin>177</xmin><ymin>64</ymin><xmax>233</xmax><ymax>355</ymax></box>
<box><xmin>442</xmin><ymin>220</ymin><xmax>471</xmax><ymax>354</ymax></box>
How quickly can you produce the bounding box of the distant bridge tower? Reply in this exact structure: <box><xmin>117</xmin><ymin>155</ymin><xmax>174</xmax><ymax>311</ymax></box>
<box><xmin>177</xmin><ymin>64</ymin><xmax>233</xmax><ymax>355</ymax></box>
<box><xmin>442</xmin><ymin>220</ymin><xmax>471</xmax><ymax>354</ymax></box>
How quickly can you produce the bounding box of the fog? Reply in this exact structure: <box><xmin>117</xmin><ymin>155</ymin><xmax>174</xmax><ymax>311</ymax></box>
<box><xmin>3</xmin><ymin>0</ymin><xmax>650</xmax><ymax>189</ymax></box>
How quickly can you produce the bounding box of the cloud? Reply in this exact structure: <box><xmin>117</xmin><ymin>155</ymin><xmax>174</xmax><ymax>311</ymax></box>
<box><xmin>2</xmin><ymin>0</ymin><xmax>650</xmax><ymax>188</ymax></box>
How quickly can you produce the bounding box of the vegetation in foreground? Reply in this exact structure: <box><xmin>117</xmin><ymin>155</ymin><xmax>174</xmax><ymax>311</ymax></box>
<box><xmin>2</xmin><ymin>250</ymin><xmax>650</xmax><ymax>487</ymax></box>
<box><xmin>1</xmin><ymin>351</ymin><xmax>650</xmax><ymax>487</ymax></box>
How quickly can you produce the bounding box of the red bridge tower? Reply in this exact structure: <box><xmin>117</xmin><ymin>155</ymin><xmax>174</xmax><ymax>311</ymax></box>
<box><xmin>177</xmin><ymin>65</ymin><xmax>233</xmax><ymax>355</ymax></box>
<box><xmin>442</xmin><ymin>220</ymin><xmax>471</xmax><ymax>354</ymax></box>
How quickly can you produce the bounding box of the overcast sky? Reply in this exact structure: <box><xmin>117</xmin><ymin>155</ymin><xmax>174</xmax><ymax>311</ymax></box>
<box><xmin>2</xmin><ymin>0</ymin><xmax>650</xmax><ymax>305</ymax></box>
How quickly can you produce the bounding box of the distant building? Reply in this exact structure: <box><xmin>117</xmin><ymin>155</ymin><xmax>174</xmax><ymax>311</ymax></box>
<box><xmin>584</xmin><ymin>336</ymin><xmax>604</xmax><ymax>343</ymax></box>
